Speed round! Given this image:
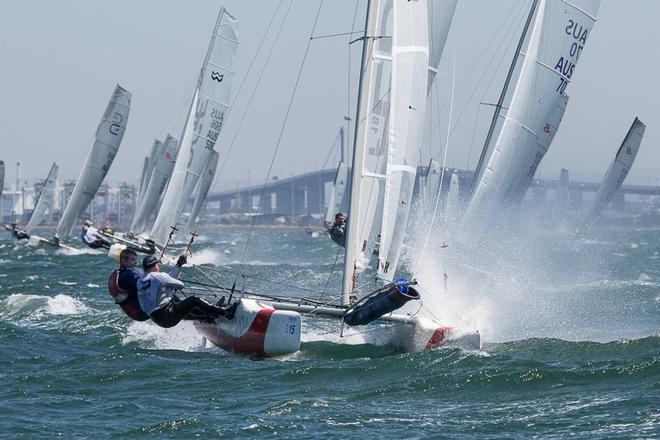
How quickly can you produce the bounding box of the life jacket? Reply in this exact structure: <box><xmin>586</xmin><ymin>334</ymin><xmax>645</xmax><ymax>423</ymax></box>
<box><xmin>108</xmin><ymin>269</ymin><xmax>149</xmax><ymax>321</ymax></box>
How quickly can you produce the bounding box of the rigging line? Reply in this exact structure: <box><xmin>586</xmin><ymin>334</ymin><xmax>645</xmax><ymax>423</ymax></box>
<box><xmin>320</xmin><ymin>130</ymin><xmax>342</xmax><ymax>171</ymax></box>
<box><xmin>465</xmin><ymin>104</ymin><xmax>482</xmax><ymax>170</ymax></box>
<box><xmin>238</xmin><ymin>0</ymin><xmax>325</xmax><ymax>264</ymax></box>
<box><xmin>420</xmin><ymin>3</ymin><xmax>525</xmax><ymax>151</ymax></box>
<box><xmin>318</xmin><ymin>244</ymin><xmax>343</xmax><ymax>304</ymax></box>
<box><xmin>429</xmin><ymin>4</ymin><xmax>527</xmax><ymax>163</ymax></box>
<box><xmin>310</xmin><ymin>30</ymin><xmax>362</xmax><ymax>40</ymax></box>
<box><xmin>346</xmin><ymin>0</ymin><xmax>361</xmax><ymax>162</ymax></box>
<box><xmin>193</xmin><ymin>261</ymin><xmax>341</xmax><ymax>297</ymax></box>
<box><xmin>414</xmin><ymin>30</ymin><xmax>456</xmax><ymax>277</ymax></box>
<box><xmin>210</xmin><ymin>0</ymin><xmax>288</xmax><ymax>194</ymax></box>
<box><xmin>415</xmin><ymin>284</ymin><xmax>471</xmax><ymax>328</ymax></box>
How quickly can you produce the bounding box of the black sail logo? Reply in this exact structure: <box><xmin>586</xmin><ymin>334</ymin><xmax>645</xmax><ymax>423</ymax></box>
<box><xmin>211</xmin><ymin>71</ymin><xmax>224</xmax><ymax>82</ymax></box>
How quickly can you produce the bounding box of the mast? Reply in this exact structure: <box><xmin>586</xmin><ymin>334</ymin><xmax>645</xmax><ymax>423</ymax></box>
<box><xmin>341</xmin><ymin>0</ymin><xmax>373</xmax><ymax>304</ymax></box>
<box><xmin>470</xmin><ymin>0</ymin><xmax>539</xmax><ymax>191</ymax></box>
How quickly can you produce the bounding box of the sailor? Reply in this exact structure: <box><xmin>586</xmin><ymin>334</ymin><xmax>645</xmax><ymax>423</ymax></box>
<box><xmin>81</xmin><ymin>220</ymin><xmax>111</xmax><ymax>249</ymax></box>
<box><xmin>327</xmin><ymin>212</ymin><xmax>347</xmax><ymax>247</ymax></box>
<box><xmin>5</xmin><ymin>222</ymin><xmax>29</xmax><ymax>240</ymax></box>
<box><xmin>137</xmin><ymin>254</ymin><xmax>236</xmax><ymax>328</ymax></box>
<box><xmin>107</xmin><ymin>248</ymin><xmax>149</xmax><ymax>321</ymax></box>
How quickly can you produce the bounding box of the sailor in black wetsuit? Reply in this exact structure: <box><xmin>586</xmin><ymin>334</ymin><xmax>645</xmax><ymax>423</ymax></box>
<box><xmin>326</xmin><ymin>212</ymin><xmax>347</xmax><ymax>248</ymax></box>
<box><xmin>81</xmin><ymin>220</ymin><xmax>111</xmax><ymax>249</ymax></box>
<box><xmin>4</xmin><ymin>222</ymin><xmax>29</xmax><ymax>240</ymax></box>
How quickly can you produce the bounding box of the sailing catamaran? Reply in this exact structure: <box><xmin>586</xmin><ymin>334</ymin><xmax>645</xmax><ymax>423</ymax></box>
<box><xmin>187</xmin><ymin>0</ymin><xmax>480</xmax><ymax>358</ymax></box>
<box><xmin>464</xmin><ymin>0</ymin><xmax>601</xmax><ymax>226</ymax></box>
<box><xmin>9</xmin><ymin>162</ymin><xmax>59</xmax><ymax>239</ymax></box>
<box><xmin>28</xmin><ymin>84</ymin><xmax>131</xmax><ymax>249</ymax></box>
<box><xmin>581</xmin><ymin>117</ymin><xmax>645</xmax><ymax>228</ymax></box>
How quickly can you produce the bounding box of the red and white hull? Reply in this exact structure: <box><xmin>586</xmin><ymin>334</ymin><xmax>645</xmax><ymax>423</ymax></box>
<box><xmin>194</xmin><ymin>298</ymin><xmax>301</xmax><ymax>358</ymax></box>
<box><xmin>391</xmin><ymin>316</ymin><xmax>481</xmax><ymax>352</ymax></box>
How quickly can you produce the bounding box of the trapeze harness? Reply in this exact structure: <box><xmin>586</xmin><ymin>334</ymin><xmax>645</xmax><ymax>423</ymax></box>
<box><xmin>108</xmin><ymin>269</ymin><xmax>149</xmax><ymax>321</ymax></box>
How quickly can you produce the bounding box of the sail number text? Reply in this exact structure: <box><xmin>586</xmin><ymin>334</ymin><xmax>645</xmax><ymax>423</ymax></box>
<box><xmin>554</xmin><ymin>19</ymin><xmax>589</xmax><ymax>95</ymax></box>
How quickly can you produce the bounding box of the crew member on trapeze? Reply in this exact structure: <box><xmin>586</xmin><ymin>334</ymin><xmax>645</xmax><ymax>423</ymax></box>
<box><xmin>107</xmin><ymin>248</ymin><xmax>149</xmax><ymax>321</ymax></box>
<box><xmin>327</xmin><ymin>212</ymin><xmax>346</xmax><ymax>247</ymax></box>
<box><xmin>137</xmin><ymin>254</ymin><xmax>237</xmax><ymax>328</ymax></box>
<box><xmin>81</xmin><ymin>220</ymin><xmax>111</xmax><ymax>249</ymax></box>
<box><xmin>4</xmin><ymin>222</ymin><xmax>29</xmax><ymax>240</ymax></box>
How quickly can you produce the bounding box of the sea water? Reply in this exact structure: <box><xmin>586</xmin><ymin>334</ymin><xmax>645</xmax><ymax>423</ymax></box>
<box><xmin>0</xmin><ymin>227</ymin><xmax>657</xmax><ymax>439</ymax></box>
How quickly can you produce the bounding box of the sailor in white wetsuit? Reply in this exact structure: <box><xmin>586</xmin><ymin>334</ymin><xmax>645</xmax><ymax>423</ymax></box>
<box><xmin>137</xmin><ymin>255</ymin><xmax>235</xmax><ymax>328</ymax></box>
<box><xmin>81</xmin><ymin>220</ymin><xmax>111</xmax><ymax>249</ymax></box>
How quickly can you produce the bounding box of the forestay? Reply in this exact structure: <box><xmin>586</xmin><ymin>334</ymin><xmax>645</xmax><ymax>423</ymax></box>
<box><xmin>150</xmin><ymin>8</ymin><xmax>238</xmax><ymax>246</ymax></box>
<box><xmin>56</xmin><ymin>84</ymin><xmax>131</xmax><ymax>241</ymax></box>
<box><xmin>131</xmin><ymin>135</ymin><xmax>179</xmax><ymax>234</ymax></box>
<box><xmin>25</xmin><ymin>162</ymin><xmax>58</xmax><ymax>235</ymax></box>
<box><xmin>377</xmin><ymin>0</ymin><xmax>430</xmax><ymax>281</ymax></box>
<box><xmin>187</xmin><ymin>149</ymin><xmax>219</xmax><ymax>230</ymax></box>
<box><xmin>466</xmin><ymin>0</ymin><xmax>600</xmax><ymax>220</ymax></box>
<box><xmin>583</xmin><ymin>118</ymin><xmax>645</xmax><ymax>226</ymax></box>
<box><xmin>324</xmin><ymin>161</ymin><xmax>348</xmax><ymax>225</ymax></box>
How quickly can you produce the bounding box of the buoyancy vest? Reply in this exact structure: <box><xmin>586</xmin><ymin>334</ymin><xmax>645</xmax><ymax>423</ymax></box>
<box><xmin>108</xmin><ymin>269</ymin><xmax>149</xmax><ymax>321</ymax></box>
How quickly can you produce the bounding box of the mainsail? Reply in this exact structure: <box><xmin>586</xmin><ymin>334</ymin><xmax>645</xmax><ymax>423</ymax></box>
<box><xmin>130</xmin><ymin>135</ymin><xmax>178</xmax><ymax>234</ymax></box>
<box><xmin>25</xmin><ymin>162</ymin><xmax>58</xmax><ymax>235</ymax></box>
<box><xmin>377</xmin><ymin>0</ymin><xmax>430</xmax><ymax>281</ymax></box>
<box><xmin>466</xmin><ymin>0</ymin><xmax>600</xmax><ymax>221</ymax></box>
<box><xmin>150</xmin><ymin>7</ymin><xmax>238</xmax><ymax>246</ymax></box>
<box><xmin>324</xmin><ymin>161</ymin><xmax>348</xmax><ymax>226</ymax></box>
<box><xmin>342</xmin><ymin>0</ymin><xmax>394</xmax><ymax>300</ymax></box>
<box><xmin>55</xmin><ymin>84</ymin><xmax>131</xmax><ymax>241</ymax></box>
<box><xmin>582</xmin><ymin>118</ymin><xmax>645</xmax><ymax>226</ymax></box>
<box><xmin>136</xmin><ymin>155</ymin><xmax>150</xmax><ymax>209</ymax></box>
<box><xmin>187</xmin><ymin>149</ymin><xmax>219</xmax><ymax>230</ymax></box>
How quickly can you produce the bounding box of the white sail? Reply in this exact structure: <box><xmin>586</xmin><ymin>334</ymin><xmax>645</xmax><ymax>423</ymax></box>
<box><xmin>131</xmin><ymin>135</ymin><xmax>179</xmax><ymax>234</ymax></box>
<box><xmin>423</xmin><ymin>158</ymin><xmax>441</xmax><ymax>212</ymax></box>
<box><xmin>377</xmin><ymin>0</ymin><xmax>429</xmax><ymax>281</ymax></box>
<box><xmin>342</xmin><ymin>0</ymin><xmax>394</xmax><ymax>298</ymax></box>
<box><xmin>324</xmin><ymin>161</ymin><xmax>348</xmax><ymax>225</ymax></box>
<box><xmin>55</xmin><ymin>84</ymin><xmax>131</xmax><ymax>241</ymax></box>
<box><xmin>466</xmin><ymin>0</ymin><xmax>600</xmax><ymax>221</ymax></box>
<box><xmin>187</xmin><ymin>149</ymin><xmax>219</xmax><ymax>230</ymax></box>
<box><xmin>0</xmin><ymin>160</ymin><xmax>4</xmax><ymax>196</ymax></box>
<box><xmin>509</xmin><ymin>93</ymin><xmax>569</xmax><ymax>203</ymax></box>
<box><xmin>25</xmin><ymin>162</ymin><xmax>58</xmax><ymax>234</ymax></box>
<box><xmin>427</xmin><ymin>0</ymin><xmax>457</xmax><ymax>88</ymax></box>
<box><xmin>583</xmin><ymin>118</ymin><xmax>645</xmax><ymax>226</ymax></box>
<box><xmin>446</xmin><ymin>170</ymin><xmax>459</xmax><ymax>211</ymax></box>
<box><xmin>150</xmin><ymin>8</ymin><xmax>238</xmax><ymax>246</ymax></box>
<box><xmin>136</xmin><ymin>155</ymin><xmax>150</xmax><ymax>209</ymax></box>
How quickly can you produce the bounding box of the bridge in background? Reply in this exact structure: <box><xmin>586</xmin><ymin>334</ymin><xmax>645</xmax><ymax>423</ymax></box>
<box><xmin>203</xmin><ymin>167</ymin><xmax>660</xmax><ymax>218</ymax></box>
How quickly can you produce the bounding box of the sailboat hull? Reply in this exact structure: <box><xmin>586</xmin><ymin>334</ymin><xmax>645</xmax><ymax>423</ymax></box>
<box><xmin>194</xmin><ymin>298</ymin><xmax>301</xmax><ymax>358</ymax></box>
<box><xmin>393</xmin><ymin>317</ymin><xmax>481</xmax><ymax>352</ymax></box>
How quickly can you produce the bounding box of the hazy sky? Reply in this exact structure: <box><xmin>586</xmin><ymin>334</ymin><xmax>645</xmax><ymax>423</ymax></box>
<box><xmin>0</xmin><ymin>0</ymin><xmax>658</xmax><ymax>192</ymax></box>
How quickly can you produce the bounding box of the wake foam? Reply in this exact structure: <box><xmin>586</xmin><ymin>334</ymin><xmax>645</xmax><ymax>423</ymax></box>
<box><xmin>123</xmin><ymin>320</ymin><xmax>209</xmax><ymax>352</ymax></box>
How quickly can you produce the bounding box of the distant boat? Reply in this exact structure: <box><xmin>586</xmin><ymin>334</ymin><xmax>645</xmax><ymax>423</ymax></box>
<box><xmin>22</xmin><ymin>162</ymin><xmax>59</xmax><ymax>237</ymax></box>
<box><xmin>149</xmin><ymin>7</ymin><xmax>238</xmax><ymax>248</ymax></box>
<box><xmin>186</xmin><ymin>149</ymin><xmax>219</xmax><ymax>231</ymax></box>
<box><xmin>28</xmin><ymin>84</ymin><xmax>131</xmax><ymax>249</ymax></box>
<box><xmin>581</xmin><ymin>117</ymin><xmax>646</xmax><ymax>228</ymax></box>
<box><xmin>465</xmin><ymin>0</ymin><xmax>601</xmax><ymax>225</ymax></box>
